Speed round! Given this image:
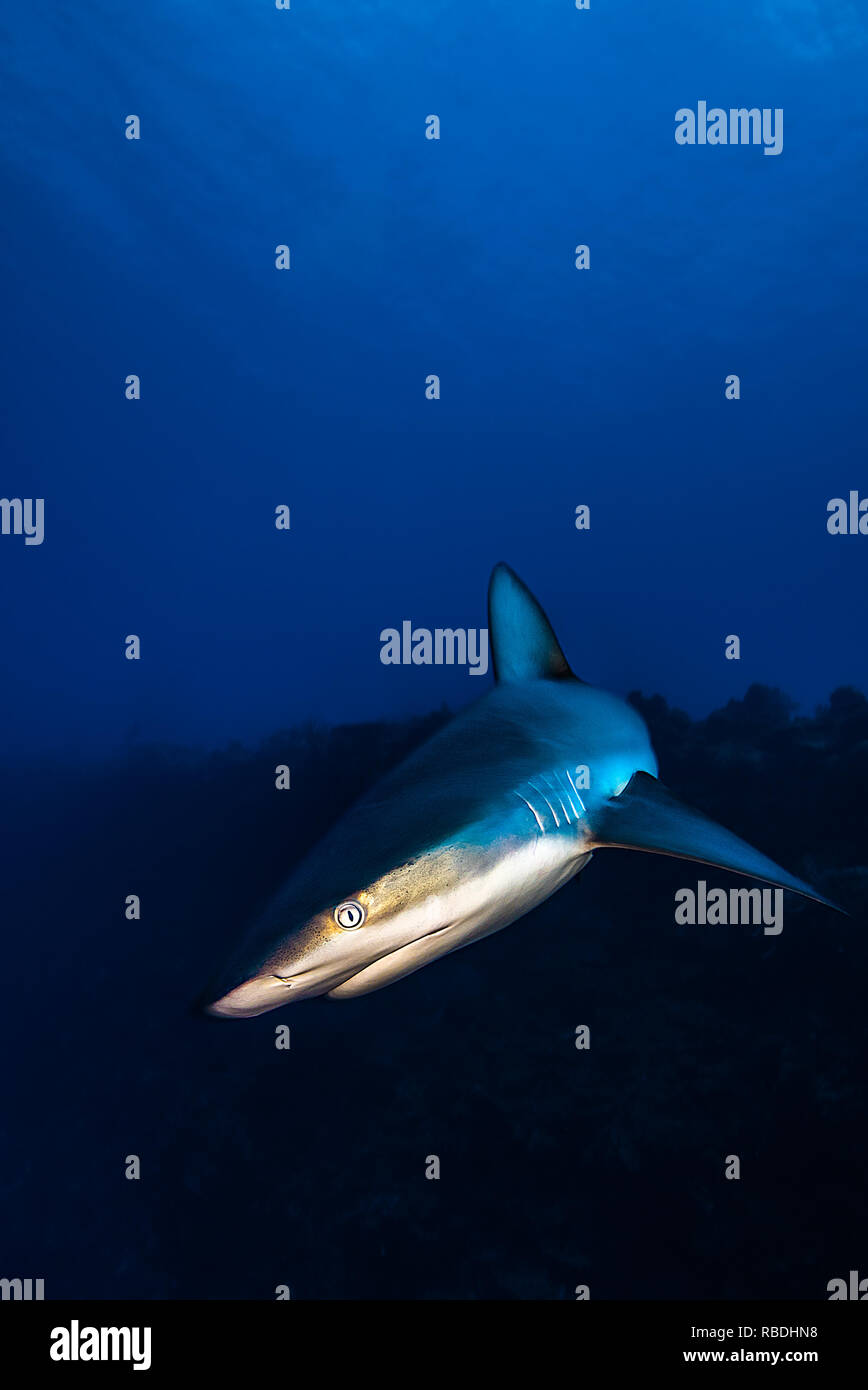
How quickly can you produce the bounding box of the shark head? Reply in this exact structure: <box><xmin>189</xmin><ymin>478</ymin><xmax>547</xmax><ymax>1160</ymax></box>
<box><xmin>204</xmin><ymin>563</ymin><xmax>838</xmax><ymax>1018</ymax></box>
<box><xmin>205</xmin><ymin>845</ymin><xmax>473</xmax><ymax>1016</ymax></box>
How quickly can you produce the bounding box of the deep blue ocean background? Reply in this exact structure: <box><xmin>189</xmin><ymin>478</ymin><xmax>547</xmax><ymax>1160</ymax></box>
<box><xmin>1</xmin><ymin>2</ymin><xmax>866</xmax><ymax>1299</ymax></box>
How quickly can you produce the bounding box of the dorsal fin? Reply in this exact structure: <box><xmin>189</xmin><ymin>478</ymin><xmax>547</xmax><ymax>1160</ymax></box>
<box><xmin>488</xmin><ymin>563</ymin><xmax>576</xmax><ymax>684</ymax></box>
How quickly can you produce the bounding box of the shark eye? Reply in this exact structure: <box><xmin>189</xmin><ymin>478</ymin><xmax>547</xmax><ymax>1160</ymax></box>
<box><xmin>334</xmin><ymin>900</ymin><xmax>366</xmax><ymax>930</ymax></box>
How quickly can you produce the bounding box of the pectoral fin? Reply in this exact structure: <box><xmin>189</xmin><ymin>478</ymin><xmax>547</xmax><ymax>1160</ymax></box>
<box><xmin>592</xmin><ymin>771</ymin><xmax>841</xmax><ymax>911</ymax></box>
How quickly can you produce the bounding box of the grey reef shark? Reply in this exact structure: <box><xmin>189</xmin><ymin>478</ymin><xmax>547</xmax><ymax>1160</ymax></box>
<box><xmin>206</xmin><ymin>564</ymin><xmax>838</xmax><ymax>1018</ymax></box>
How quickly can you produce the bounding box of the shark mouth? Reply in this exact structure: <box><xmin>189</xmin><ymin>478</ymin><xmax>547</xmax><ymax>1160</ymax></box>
<box><xmin>207</xmin><ymin>923</ymin><xmax>459</xmax><ymax>1016</ymax></box>
<box><xmin>270</xmin><ymin>924</ymin><xmax>458</xmax><ymax>1003</ymax></box>
<box><xmin>325</xmin><ymin>925</ymin><xmax>456</xmax><ymax>1000</ymax></box>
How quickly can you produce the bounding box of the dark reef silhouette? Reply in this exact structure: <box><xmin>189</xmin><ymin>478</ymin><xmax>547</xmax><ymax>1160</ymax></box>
<box><xmin>1</xmin><ymin>684</ymin><xmax>866</xmax><ymax>1299</ymax></box>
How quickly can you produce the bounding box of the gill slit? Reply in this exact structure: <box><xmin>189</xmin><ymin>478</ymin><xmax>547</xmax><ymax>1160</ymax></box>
<box><xmin>565</xmin><ymin>767</ymin><xmax>586</xmax><ymax>818</ymax></box>
<box><xmin>527</xmin><ymin>778</ymin><xmax>560</xmax><ymax>828</ymax></box>
<box><xmin>513</xmin><ymin>789</ymin><xmax>545</xmax><ymax>833</ymax></box>
<box><xmin>543</xmin><ymin>773</ymin><xmax>571</xmax><ymax>824</ymax></box>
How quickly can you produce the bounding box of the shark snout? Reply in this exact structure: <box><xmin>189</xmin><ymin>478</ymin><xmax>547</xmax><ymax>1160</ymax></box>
<box><xmin>205</xmin><ymin>973</ymin><xmax>294</xmax><ymax>1018</ymax></box>
<box><xmin>204</xmin><ymin>959</ymin><xmax>355</xmax><ymax>1017</ymax></box>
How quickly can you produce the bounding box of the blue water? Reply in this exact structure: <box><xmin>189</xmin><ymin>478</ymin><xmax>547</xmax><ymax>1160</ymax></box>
<box><xmin>3</xmin><ymin>1</ymin><xmax>867</xmax><ymax>756</ymax></box>
<box><xmin>1</xmin><ymin>2</ymin><xmax>866</xmax><ymax>1302</ymax></box>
